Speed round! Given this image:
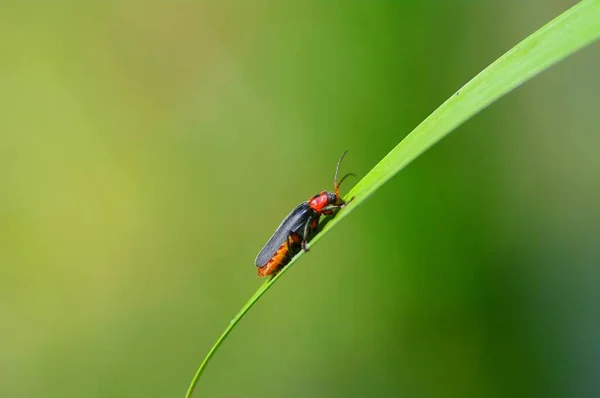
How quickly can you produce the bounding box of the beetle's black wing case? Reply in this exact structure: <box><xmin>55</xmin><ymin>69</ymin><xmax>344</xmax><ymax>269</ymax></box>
<box><xmin>255</xmin><ymin>202</ymin><xmax>312</xmax><ymax>267</ymax></box>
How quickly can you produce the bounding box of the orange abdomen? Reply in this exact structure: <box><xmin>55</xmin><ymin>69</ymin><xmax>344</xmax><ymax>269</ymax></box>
<box><xmin>257</xmin><ymin>235</ymin><xmax>300</xmax><ymax>278</ymax></box>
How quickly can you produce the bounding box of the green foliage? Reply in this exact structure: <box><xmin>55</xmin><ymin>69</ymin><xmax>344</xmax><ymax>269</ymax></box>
<box><xmin>186</xmin><ymin>2</ymin><xmax>600</xmax><ymax>397</ymax></box>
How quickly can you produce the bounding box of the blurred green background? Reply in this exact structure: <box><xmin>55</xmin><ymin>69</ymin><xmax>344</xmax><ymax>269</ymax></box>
<box><xmin>1</xmin><ymin>2</ymin><xmax>599</xmax><ymax>397</ymax></box>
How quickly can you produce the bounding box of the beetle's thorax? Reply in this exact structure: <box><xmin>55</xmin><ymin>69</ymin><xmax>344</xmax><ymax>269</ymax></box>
<box><xmin>308</xmin><ymin>190</ymin><xmax>338</xmax><ymax>212</ymax></box>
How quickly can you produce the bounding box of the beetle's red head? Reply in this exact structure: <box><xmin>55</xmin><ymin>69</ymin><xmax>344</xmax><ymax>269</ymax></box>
<box><xmin>308</xmin><ymin>150</ymin><xmax>354</xmax><ymax>213</ymax></box>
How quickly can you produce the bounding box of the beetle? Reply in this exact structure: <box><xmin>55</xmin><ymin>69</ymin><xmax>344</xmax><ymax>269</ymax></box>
<box><xmin>255</xmin><ymin>151</ymin><xmax>355</xmax><ymax>278</ymax></box>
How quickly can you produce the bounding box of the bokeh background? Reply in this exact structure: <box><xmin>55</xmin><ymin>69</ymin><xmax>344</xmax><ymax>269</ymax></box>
<box><xmin>1</xmin><ymin>1</ymin><xmax>599</xmax><ymax>397</ymax></box>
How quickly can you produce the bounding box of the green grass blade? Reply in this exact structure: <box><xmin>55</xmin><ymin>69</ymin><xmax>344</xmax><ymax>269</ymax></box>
<box><xmin>185</xmin><ymin>2</ymin><xmax>600</xmax><ymax>396</ymax></box>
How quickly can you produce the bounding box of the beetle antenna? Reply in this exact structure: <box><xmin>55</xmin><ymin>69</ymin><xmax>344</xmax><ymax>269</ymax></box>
<box><xmin>334</xmin><ymin>150</ymin><xmax>349</xmax><ymax>195</ymax></box>
<box><xmin>336</xmin><ymin>172</ymin><xmax>356</xmax><ymax>192</ymax></box>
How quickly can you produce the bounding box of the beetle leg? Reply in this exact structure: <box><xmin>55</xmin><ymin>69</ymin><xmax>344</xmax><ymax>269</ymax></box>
<box><xmin>321</xmin><ymin>204</ymin><xmax>343</xmax><ymax>215</ymax></box>
<box><xmin>321</xmin><ymin>196</ymin><xmax>356</xmax><ymax>215</ymax></box>
<box><xmin>285</xmin><ymin>232</ymin><xmax>302</xmax><ymax>261</ymax></box>
<box><xmin>311</xmin><ymin>217</ymin><xmax>319</xmax><ymax>231</ymax></box>
<box><xmin>301</xmin><ymin>214</ymin><xmax>313</xmax><ymax>252</ymax></box>
<box><xmin>285</xmin><ymin>234</ymin><xmax>294</xmax><ymax>261</ymax></box>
